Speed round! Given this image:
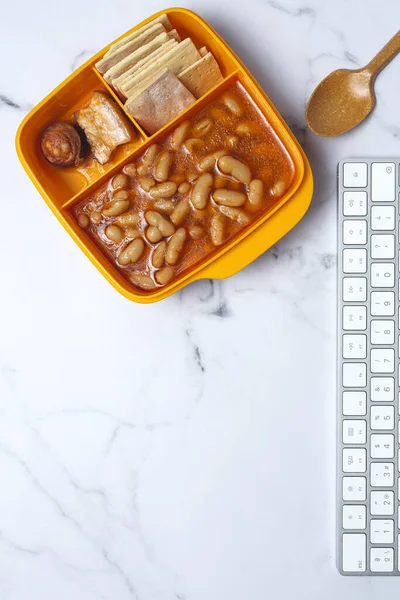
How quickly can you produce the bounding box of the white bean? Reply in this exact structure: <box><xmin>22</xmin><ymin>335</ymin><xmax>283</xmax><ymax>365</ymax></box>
<box><xmin>152</xmin><ymin>241</ymin><xmax>167</xmax><ymax>268</ymax></box>
<box><xmin>77</xmin><ymin>213</ymin><xmax>89</xmax><ymax>228</ymax></box>
<box><xmin>213</xmin><ymin>189</ymin><xmax>246</xmax><ymax>207</ymax></box>
<box><xmin>155</xmin><ymin>266</ymin><xmax>174</xmax><ymax>286</ymax></box>
<box><xmin>118</xmin><ymin>238</ymin><xmax>145</xmax><ymax>265</ymax></box>
<box><xmin>91</xmin><ymin>211</ymin><xmax>102</xmax><ymax>223</ymax></box>
<box><xmin>171</xmin><ymin>121</ymin><xmax>190</xmax><ymax>150</ymax></box>
<box><xmin>191</xmin><ymin>173</ymin><xmax>213</xmax><ymax>210</ymax></box>
<box><xmin>209</xmin><ymin>106</ymin><xmax>231</xmax><ymax>125</ymax></box>
<box><xmin>142</xmin><ymin>144</ymin><xmax>158</xmax><ymax>167</ymax></box>
<box><xmin>154</xmin><ymin>150</ymin><xmax>172</xmax><ymax>182</ymax></box>
<box><xmin>235</xmin><ymin>121</ymin><xmax>262</xmax><ymax>136</ymax></box>
<box><xmin>226</xmin><ymin>134</ymin><xmax>239</xmax><ymax>148</ymax></box>
<box><xmin>271</xmin><ymin>180</ymin><xmax>287</xmax><ymax>199</ymax></box>
<box><xmin>218</xmin><ymin>206</ymin><xmax>250</xmax><ymax>225</ymax></box>
<box><xmin>153</xmin><ymin>199</ymin><xmax>175</xmax><ymax>214</ymax></box>
<box><xmin>112</xmin><ymin>173</ymin><xmax>129</xmax><ymax>190</ymax></box>
<box><xmin>171</xmin><ymin>199</ymin><xmax>190</xmax><ymax>226</ymax></box>
<box><xmin>137</xmin><ymin>163</ymin><xmax>148</xmax><ymax>176</ymax></box>
<box><xmin>188</xmin><ymin>225</ymin><xmax>204</xmax><ymax>240</ymax></box>
<box><xmin>129</xmin><ymin>272</ymin><xmax>156</xmax><ymax>290</ymax></box>
<box><xmin>198</xmin><ymin>150</ymin><xmax>225</xmax><ymax>172</ymax></box>
<box><xmin>105</xmin><ymin>225</ymin><xmax>123</xmax><ymax>244</ymax></box>
<box><xmin>146</xmin><ymin>226</ymin><xmax>163</xmax><ymax>243</ymax></box>
<box><xmin>150</xmin><ymin>182</ymin><xmax>177</xmax><ymax>199</ymax></box>
<box><xmin>116</xmin><ymin>212</ymin><xmax>140</xmax><ymax>226</ymax></box>
<box><xmin>145</xmin><ymin>211</ymin><xmax>175</xmax><ymax>237</ymax></box>
<box><xmin>184</xmin><ymin>138</ymin><xmax>204</xmax><ymax>153</ymax></box>
<box><xmin>218</xmin><ymin>155</ymin><xmax>251</xmax><ymax>184</ymax></box>
<box><xmin>247</xmin><ymin>179</ymin><xmax>264</xmax><ymax>207</ymax></box>
<box><xmin>210</xmin><ymin>213</ymin><xmax>225</xmax><ymax>246</ymax></box>
<box><xmin>113</xmin><ymin>189</ymin><xmax>129</xmax><ymax>200</ymax></box>
<box><xmin>102</xmin><ymin>198</ymin><xmax>130</xmax><ymax>217</ymax></box>
<box><xmin>166</xmin><ymin>228</ymin><xmax>187</xmax><ymax>265</ymax></box>
<box><xmin>186</xmin><ymin>172</ymin><xmax>198</xmax><ymax>183</ymax></box>
<box><xmin>139</xmin><ymin>177</ymin><xmax>155</xmax><ymax>192</ymax></box>
<box><xmin>222</xmin><ymin>92</ymin><xmax>244</xmax><ymax>116</ymax></box>
<box><xmin>192</xmin><ymin>117</ymin><xmax>213</xmax><ymax>137</ymax></box>
<box><xmin>122</xmin><ymin>162</ymin><xmax>136</xmax><ymax>177</ymax></box>
<box><xmin>178</xmin><ymin>181</ymin><xmax>191</xmax><ymax>194</ymax></box>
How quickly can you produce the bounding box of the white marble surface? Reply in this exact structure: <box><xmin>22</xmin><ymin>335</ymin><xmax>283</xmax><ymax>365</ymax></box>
<box><xmin>2</xmin><ymin>0</ymin><xmax>400</xmax><ymax>597</ymax></box>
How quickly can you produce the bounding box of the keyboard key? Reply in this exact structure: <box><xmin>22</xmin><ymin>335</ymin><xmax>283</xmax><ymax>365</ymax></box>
<box><xmin>343</xmin><ymin>162</ymin><xmax>367</xmax><ymax>188</ymax></box>
<box><xmin>343</xmin><ymin>191</ymin><xmax>368</xmax><ymax>216</ymax></box>
<box><xmin>371</xmin><ymin>162</ymin><xmax>395</xmax><ymax>202</ymax></box>
<box><xmin>371</xmin><ymin>406</ymin><xmax>395</xmax><ymax>430</ymax></box>
<box><xmin>371</xmin><ymin>434</ymin><xmax>395</xmax><ymax>458</ymax></box>
<box><xmin>343</xmin><ymin>448</ymin><xmax>366</xmax><ymax>472</ymax></box>
<box><xmin>342</xmin><ymin>334</ymin><xmax>367</xmax><ymax>359</ymax></box>
<box><xmin>343</xmin><ymin>306</ymin><xmax>367</xmax><ymax>330</ymax></box>
<box><xmin>343</xmin><ymin>363</ymin><xmax>367</xmax><ymax>387</ymax></box>
<box><xmin>371</xmin><ymin>377</ymin><xmax>394</xmax><ymax>402</ymax></box>
<box><xmin>371</xmin><ymin>292</ymin><xmax>395</xmax><ymax>316</ymax></box>
<box><xmin>370</xmin><ymin>548</ymin><xmax>394</xmax><ymax>572</ymax></box>
<box><xmin>343</xmin><ymin>249</ymin><xmax>367</xmax><ymax>273</ymax></box>
<box><xmin>371</xmin><ymin>263</ymin><xmax>395</xmax><ymax>288</ymax></box>
<box><xmin>371</xmin><ymin>234</ymin><xmax>395</xmax><ymax>259</ymax></box>
<box><xmin>371</xmin><ymin>463</ymin><xmax>394</xmax><ymax>487</ymax></box>
<box><xmin>342</xmin><ymin>277</ymin><xmax>367</xmax><ymax>302</ymax></box>
<box><xmin>343</xmin><ymin>220</ymin><xmax>367</xmax><ymax>244</ymax></box>
<box><xmin>370</xmin><ymin>491</ymin><xmax>394</xmax><ymax>515</ymax></box>
<box><xmin>343</xmin><ymin>391</ymin><xmax>366</xmax><ymax>416</ymax></box>
<box><xmin>342</xmin><ymin>476</ymin><xmax>366</xmax><ymax>501</ymax></box>
<box><xmin>343</xmin><ymin>420</ymin><xmax>367</xmax><ymax>444</ymax></box>
<box><xmin>342</xmin><ymin>534</ymin><xmax>366</xmax><ymax>572</ymax></box>
<box><xmin>370</xmin><ymin>321</ymin><xmax>395</xmax><ymax>345</ymax></box>
<box><xmin>370</xmin><ymin>520</ymin><xmax>394</xmax><ymax>544</ymax></box>
<box><xmin>371</xmin><ymin>205</ymin><xmax>395</xmax><ymax>230</ymax></box>
<box><xmin>343</xmin><ymin>505</ymin><xmax>366</xmax><ymax>530</ymax></box>
<box><xmin>371</xmin><ymin>348</ymin><xmax>394</xmax><ymax>373</ymax></box>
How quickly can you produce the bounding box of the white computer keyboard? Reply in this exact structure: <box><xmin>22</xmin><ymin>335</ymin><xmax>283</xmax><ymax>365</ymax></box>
<box><xmin>338</xmin><ymin>159</ymin><xmax>400</xmax><ymax>575</ymax></box>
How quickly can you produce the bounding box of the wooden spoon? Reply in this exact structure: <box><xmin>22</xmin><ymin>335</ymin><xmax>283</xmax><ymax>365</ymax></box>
<box><xmin>306</xmin><ymin>31</ymin><xmax>400</xmax><ymax>137</ymax></box>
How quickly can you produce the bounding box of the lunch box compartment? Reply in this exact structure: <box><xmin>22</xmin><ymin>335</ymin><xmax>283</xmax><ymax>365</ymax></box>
<box><xmin>17</xmin><ymin>68</ymin><xmax>145</xmax><ymax>206</ymax></box>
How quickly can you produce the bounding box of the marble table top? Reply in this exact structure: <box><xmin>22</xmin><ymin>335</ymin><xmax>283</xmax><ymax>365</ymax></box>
<box><xmin>2</xmin><ymin>0</ymin><xmax>400</xmax><ymax>597</ymax></box>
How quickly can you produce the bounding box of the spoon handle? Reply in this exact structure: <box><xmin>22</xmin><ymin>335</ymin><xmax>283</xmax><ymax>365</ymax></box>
<box><xmin>365</xmin><ymin>30</ymin><xmax>400</xmax><ymax>78</ymax></box>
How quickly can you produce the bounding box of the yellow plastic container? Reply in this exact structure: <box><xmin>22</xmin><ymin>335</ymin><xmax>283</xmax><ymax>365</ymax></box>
<box><xmin>16</xmin><ymin>7</ymin><xmax>313</xmax><ymax>303</ymax></box>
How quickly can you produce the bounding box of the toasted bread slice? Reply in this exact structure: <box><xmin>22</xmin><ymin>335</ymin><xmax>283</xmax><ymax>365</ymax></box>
<box><xmin>121</xmin><ymin>38</ymin><xmax>201</xmax><ymax>98</ymax></box>
<box><xmin>113</xmin><ymin>39</ymin><xmax>178</xmax><ymax>93</ymax></box>
<box><xmin>96</xmin><ymin>23</ymin><xmax>165</xmax><ymax>74</ymax></box>
<box><xmin>199</xmin><ymin>46</ymin><xmax>208</xmax><ymax>57</ymax></box>
<box><xmin>125</xmin><ymin>69</ymin><xmax>195</xmax><ymax>134</ymax></box>
<box><xmin>104</xmin><ymin>15</ymin><xmax>172</xmax><ymax>57</ymax></box>
<box><xmin>103</xmin><ymin>31</ymin><xmax>178</xmax><ymax>83</ymax></box>
<box><xmin>178</xmin><ymin>53</ymin><xmax>223</xmax><ymax>98</ymax></box>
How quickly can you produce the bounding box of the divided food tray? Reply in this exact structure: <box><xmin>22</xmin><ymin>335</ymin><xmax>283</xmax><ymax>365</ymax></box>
<box><xmin>16</xmin><ymin>7</ymin><xmax>313</xmax><ymax>303</ymax></box>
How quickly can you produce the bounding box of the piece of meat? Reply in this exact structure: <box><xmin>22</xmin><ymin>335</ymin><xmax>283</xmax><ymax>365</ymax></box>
<box><xmin>40</xmin><ymin>122</ymin><xmax>82</xmax><ymax>167</ymax></box>
<box><xmin>75</xmin><ymin>91</ymin><xmax>133</xmax><ymax>164</ymax></box>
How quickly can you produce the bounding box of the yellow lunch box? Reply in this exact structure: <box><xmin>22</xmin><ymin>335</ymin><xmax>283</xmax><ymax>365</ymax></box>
<box><xmin>16</xmin><ymin>7</ymin><xmax>313</xmax><ymax>303</ymax></box>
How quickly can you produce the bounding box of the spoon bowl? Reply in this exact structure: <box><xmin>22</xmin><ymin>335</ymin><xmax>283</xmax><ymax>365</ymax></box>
<box><xmin>306</xmin><ymin>31</ymin><xmax>400</xmax><ymax>137</ymax></box>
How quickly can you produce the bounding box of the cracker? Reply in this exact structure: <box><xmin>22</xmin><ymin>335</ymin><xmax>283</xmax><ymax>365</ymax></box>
<box><xmin>113</xmin><ymin>39</ymin><xmax>178</xmax><ymax>94</ymax></box>
<box><xmin>95</xmin><ymin>23</ymin><xmax>165</xmax><ymax>74</ymax></box>
<box><xmin>121</xmin><ymin>38</ymin><xmax>200</xmax><ymax>98</ymax></box>
<box><xmin>178</xmin><ymin>52</ymin><xmax>223</xmax><ymax>98</ymax></box>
